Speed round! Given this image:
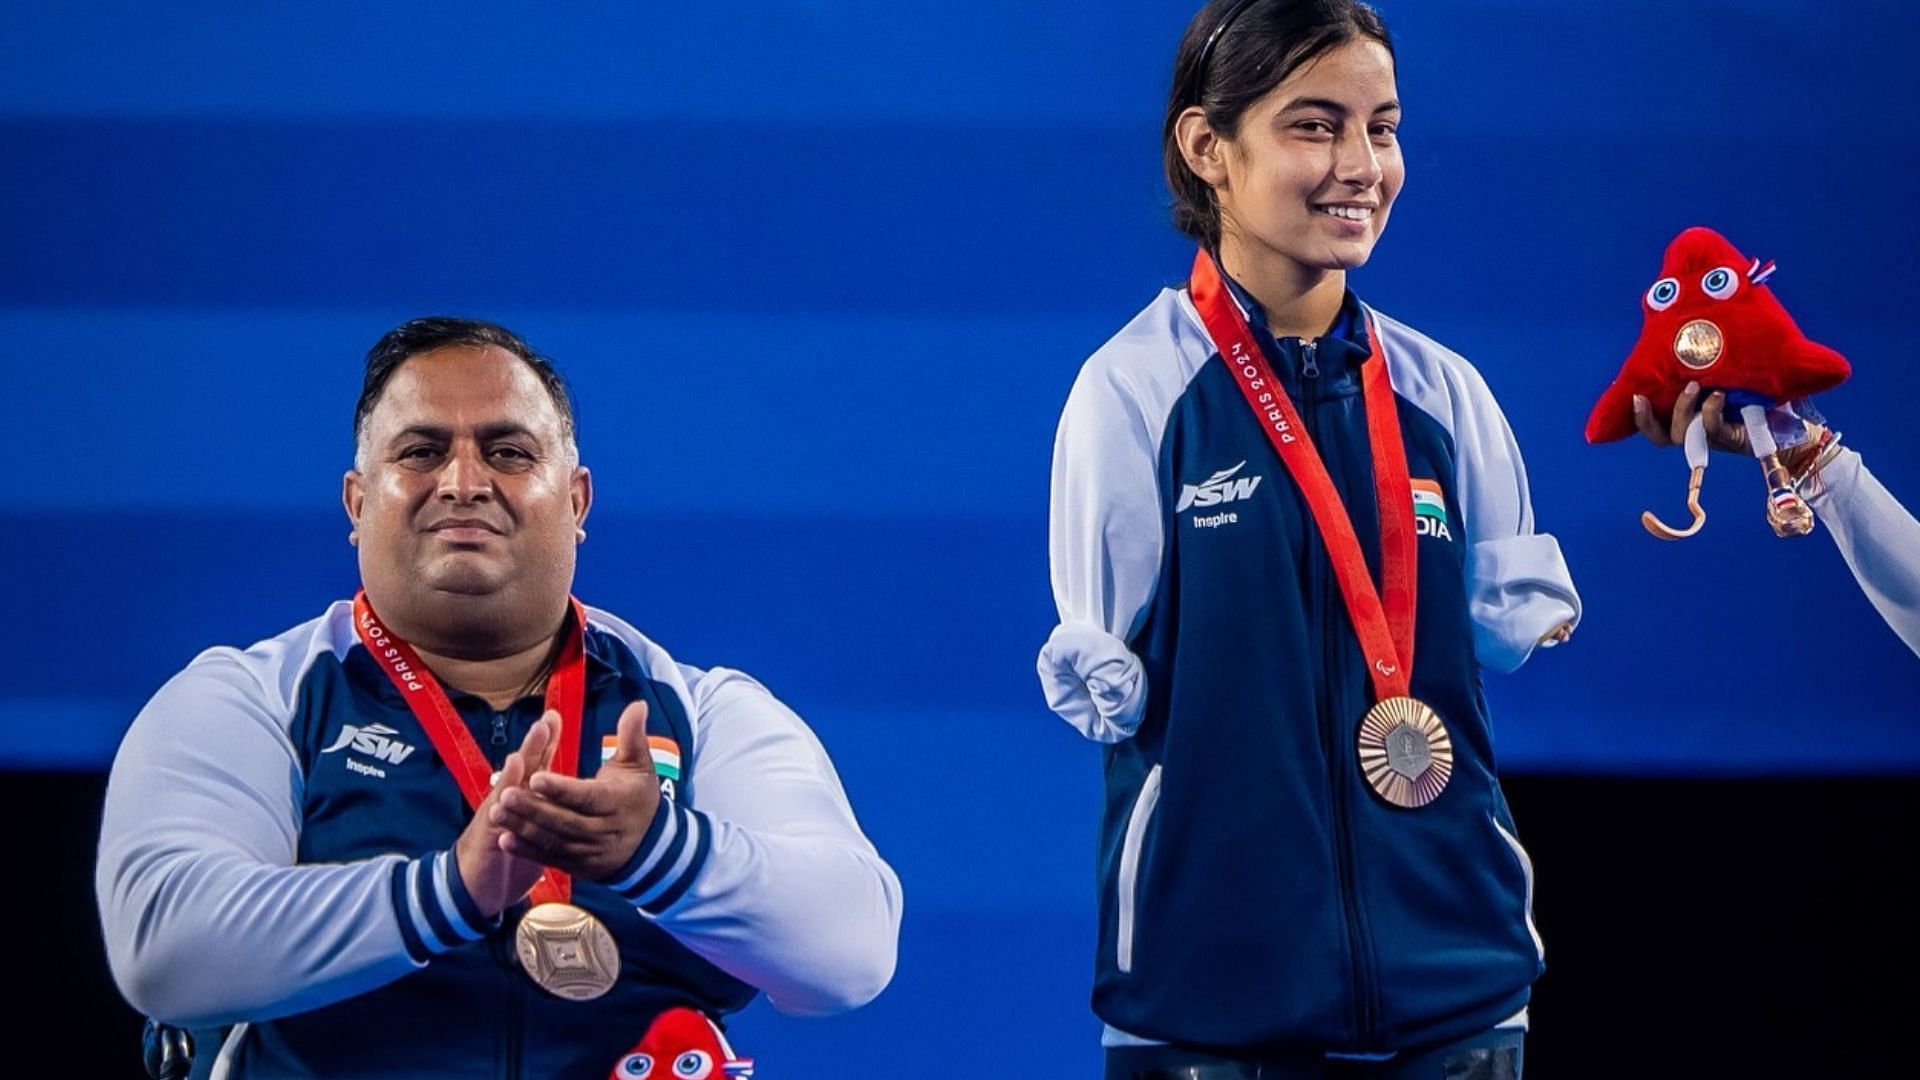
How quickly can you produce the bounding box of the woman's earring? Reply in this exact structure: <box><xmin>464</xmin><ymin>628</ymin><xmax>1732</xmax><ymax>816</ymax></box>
<box><xmin>575</xmin><ymin>527</ymin><xmax>587</xmax><ymax>544</ymax></box>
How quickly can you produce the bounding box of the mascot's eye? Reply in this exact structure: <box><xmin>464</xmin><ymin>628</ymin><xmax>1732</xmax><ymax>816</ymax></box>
<box><xmin>1646</xmin><ymin>277</ymin><xmax>1679</xmax><ymax>311</ymax></box>
<box><xmin>620</xmin><ymin>1053</ymin><xmax>654</xmax><ymax>1078</ymax></box>
<box><xmin>1700</xmin><ymin>267</ymin><xmax>1737</xmax><ymax>300</ymax></box>
<box><xmin>675</xmin><ymin>1051</ymin><xmax>714</xmax><ymax>1079</ymax></box>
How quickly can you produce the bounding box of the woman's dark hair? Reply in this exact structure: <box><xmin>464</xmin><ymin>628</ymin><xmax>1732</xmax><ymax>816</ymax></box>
<box><xmin>1163</xmin><ymin>0</ymin><xmax>1394</xmax><ymax>248</ymax></box>
<box><xmin>353</xmin><ymin>316</ymin><xmax>577</xmax><ymax>456</ymax></box>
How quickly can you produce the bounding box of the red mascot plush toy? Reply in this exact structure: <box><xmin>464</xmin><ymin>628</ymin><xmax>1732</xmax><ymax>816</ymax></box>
<box><xmin>607</xmin><ymin>1007</ymin><xmax>754</xmax><ymax>1080</ymax></box>
<box><xmin>1586</xmin><ymin>226</ymin><xmax>1849</xmax><ymax>538</ymax></box>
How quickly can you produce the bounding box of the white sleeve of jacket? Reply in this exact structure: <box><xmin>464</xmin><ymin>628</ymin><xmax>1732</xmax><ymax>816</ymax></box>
<box><xmin>599</xmin><ymin>668</ymin><xmax>902</xmax><ymax>1016</ymax></box>
<box><xmin>96</xmin><ymin>646</ymin><xmax>487</xmax><ymax>1028</ymax></box>
<box><xmin>1810</xmin><ymin>449</ymin><xmax>1920</xmax><ymax>658</ymax></box>
<box><xmin>1378</xmin><ymin>316</ymin><xmax>1582</xmax><ymax>674</ymax></box>
<box><xmin>1445</xmin><ymin>360</ymin><xmax>1582</xmax><ymax>672</ymax></box>
<box><xmin>1037</xmin><ymin>354</ymin><xmax>1163</xmax><ymax>743</ymax></box>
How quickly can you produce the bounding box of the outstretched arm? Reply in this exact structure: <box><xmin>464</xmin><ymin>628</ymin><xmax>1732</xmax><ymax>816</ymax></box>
<box><xmin>1635</xmin><ymin>389</ymin><xmax>1918</xmax><ymax>657</ymax></box>
<box><xmin>1806</xmin><ymin>449</ymin><xmax>1920</xmax><ymax>658</ymax></box>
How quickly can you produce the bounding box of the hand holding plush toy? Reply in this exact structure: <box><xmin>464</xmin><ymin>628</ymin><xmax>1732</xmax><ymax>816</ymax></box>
<box><xmin>1586</xmin><ymin>227</ymin><xmax>1849</xmax><ymax>538</ymax></box>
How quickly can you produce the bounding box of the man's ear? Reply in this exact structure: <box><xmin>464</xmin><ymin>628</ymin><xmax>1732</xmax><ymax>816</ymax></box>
<box><xmin>343</xmin><ymin>470</ymin><xmax>364</xmax><ymax>545</ymax></box>
<box><xmin>571</xmin><ymin>466</ymin><xmax>592</xmax><ymax>536</ymax></box>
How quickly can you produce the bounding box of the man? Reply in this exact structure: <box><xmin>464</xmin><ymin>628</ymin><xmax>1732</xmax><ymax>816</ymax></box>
<box><xmin>96</xmin><ymin>318</ymin><xmax>902</xmax><ymax>1077</ymax></box>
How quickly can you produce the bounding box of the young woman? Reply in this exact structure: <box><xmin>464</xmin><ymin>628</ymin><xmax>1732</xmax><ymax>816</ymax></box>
<box><xmin>1036</xmin><ymin>2</ymin><xmax>1580</xmax><ymax>1075</ymax></box>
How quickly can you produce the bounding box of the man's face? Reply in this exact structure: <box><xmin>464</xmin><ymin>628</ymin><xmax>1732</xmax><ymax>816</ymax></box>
<box><xmin>344</xmin><ymin>345</ymin><xmax>589</xmax><ymax>639</ymax></box>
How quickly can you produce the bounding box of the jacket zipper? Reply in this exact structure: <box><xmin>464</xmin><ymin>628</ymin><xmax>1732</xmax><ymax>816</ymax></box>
<box><xmin>489</xmin><ymin>706</ymin><xmax>521</xmax><ymax>1079</ymax></box>
<box><xmin>504</xmin><ymin>935</ymin><xmax>524</xmax><ymax>1080</ymax></box>
<box><xmin>1296</xmin><ymin>335</ymin><xmax>1375</xmax><ymax>1047</ymax></box>
<box><xmin>510</xmin><ymin>977</ymin><xmax>524</xmax><ymax>1079</ymax></box>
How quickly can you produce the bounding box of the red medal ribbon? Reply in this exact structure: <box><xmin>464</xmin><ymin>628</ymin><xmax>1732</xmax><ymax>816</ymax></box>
<box><xmin>1188</xmin><ymin>249</ymin><xmax>1419</xmax><ymax>701</ymax></box>
<box><xmin>353</xmin><ymin>590</ymin><xmax>588</xmax><ymax>905</ymax></box>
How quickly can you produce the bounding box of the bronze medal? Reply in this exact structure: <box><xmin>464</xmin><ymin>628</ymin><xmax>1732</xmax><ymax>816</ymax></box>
<box><xmin>514</xmin><ymin>901</ymin><xmax>621</xmax><ymax>1001</ymax></box>
<box><xmin>1357</xmin><ymin>696</ymin><xmax>1453</xmax><ymax>809</ymax></box>
<box><xmin>1673</xmin><ymin>318</ymin><xmax>1724</xmax><ymax>370</ymax></box>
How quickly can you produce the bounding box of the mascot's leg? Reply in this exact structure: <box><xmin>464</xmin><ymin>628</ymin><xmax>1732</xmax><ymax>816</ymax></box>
<box><xmin>1642</xmin><ymin>413</ymin><xmax>1711</xmax><ymax>540</ymax></box>
<box><xmin>1743</xmin><ymin>403</ymin><xmax>1815</xmax><ymax>537</ymax></box>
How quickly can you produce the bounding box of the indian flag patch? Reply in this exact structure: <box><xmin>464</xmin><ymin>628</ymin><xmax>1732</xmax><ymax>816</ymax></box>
<box><xmin>599</xmin><ymin>734</ymin><xmax>683</xmax><ymax>782</ymax></box>
<box><xmin>1410</xmin><ymin>479</ymin><xmax>1453</xmax><ymax>541</ymax></box>
<box><xmin>646</xmin><ymin>735</ymin><xmax>682</xmax><ymax>781</ymax></box>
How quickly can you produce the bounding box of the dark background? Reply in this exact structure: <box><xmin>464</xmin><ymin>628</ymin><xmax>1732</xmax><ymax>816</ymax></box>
<box><xmin>25</xmin><ymin>774</ymin><xmax>1914</xmax><ymax>1074</ymax></box>
<box><xmin>5</xmin><ymin>1</ymin><xmax>1917</xmax><ymax>1074</ymax></box>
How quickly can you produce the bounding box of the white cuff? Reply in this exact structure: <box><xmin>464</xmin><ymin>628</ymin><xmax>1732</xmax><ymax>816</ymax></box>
<box><xmin>1804</xmin><ymin>446</ymin><xmax>1862</xmax><ymax>512</ymax></box>
<box><xmin>1470</xmin><ymin>533</ymin><xmax>1581</xmax><ymax>674</ymax></box>
<box><xmin>1037</xmin><ymin>623</ymin><xmax>1147</xmax><ymax>743</ymax></box>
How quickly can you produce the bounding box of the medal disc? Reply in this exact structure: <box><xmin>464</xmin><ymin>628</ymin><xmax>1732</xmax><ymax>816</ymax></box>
<box><xmin>514</xmin><ymin>902</ymin><xmax>621</xmax><ymax>1001</ymax></box>
<box><xmin>1357</xmin><ymin>696</ymin><xmax>1453</xmax><ymax>809</ymax></box>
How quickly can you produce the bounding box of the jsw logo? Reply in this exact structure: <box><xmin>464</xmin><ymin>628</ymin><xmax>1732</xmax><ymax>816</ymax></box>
<box><xmin>1177</xmin><ymin>462</ymin><xmax>1263</xmax><ymax>513</ymax></box>
<box><xmin>323</xmin><ymin>723</ymin><xmax>418</xmax><ymax>766</ymax></box>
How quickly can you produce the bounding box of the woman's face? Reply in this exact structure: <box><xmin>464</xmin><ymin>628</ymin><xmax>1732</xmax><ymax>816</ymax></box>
<box><xmin>1210</xmin><ymin>38</ymin><xmax>1403</xmax><ymax>277</ymax></box>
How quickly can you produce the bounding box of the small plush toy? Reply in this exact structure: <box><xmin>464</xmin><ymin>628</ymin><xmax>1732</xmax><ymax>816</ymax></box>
<box><xmin>1586</xmin><ymin>226</ymin><xmax>1850</xmax><ymax>538</ymax></box>
<box><xmin>608</xmin><ymin>1007</ymin><xmax>754</xmax><ymax>1080</ymax></box>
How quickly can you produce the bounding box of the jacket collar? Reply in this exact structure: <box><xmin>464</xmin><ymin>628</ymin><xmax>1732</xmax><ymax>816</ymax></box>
<box><xmin>357</xmin><ymin>614</ymin><xmax>624</xmax><ymax>710</ymax></box>
<box><xmin>1217</xmin><ymin>266</ymin><xmax>1372</xmax><ymax>382</ymax></box>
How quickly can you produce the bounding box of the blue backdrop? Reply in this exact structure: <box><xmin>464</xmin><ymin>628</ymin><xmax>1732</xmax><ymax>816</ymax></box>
<box><xmin>4</xmin><ymin>1</ymin><xmax>1917</xmax><ymax>1073</ymax></box>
